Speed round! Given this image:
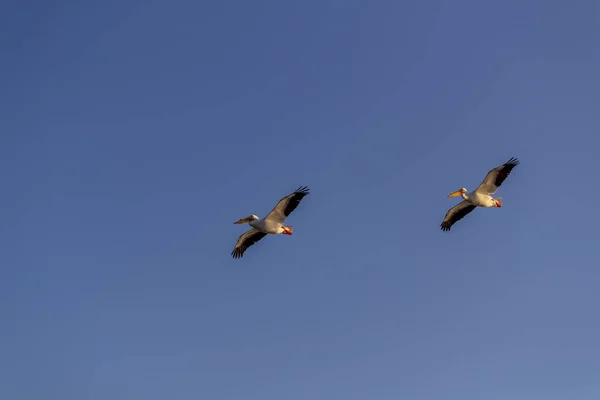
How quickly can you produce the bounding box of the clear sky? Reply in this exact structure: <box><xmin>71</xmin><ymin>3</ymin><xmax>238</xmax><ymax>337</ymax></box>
<box><xmin>2</xmin><ymin>0</ymin><xmax>599</xmax><ymax>399</ymax></box>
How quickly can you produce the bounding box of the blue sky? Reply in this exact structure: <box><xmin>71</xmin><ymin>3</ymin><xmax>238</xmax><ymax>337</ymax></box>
<box><xmin>2</xmin><ymin>0</ymin><xmax>599</xmax><ymax>399</ymax></box>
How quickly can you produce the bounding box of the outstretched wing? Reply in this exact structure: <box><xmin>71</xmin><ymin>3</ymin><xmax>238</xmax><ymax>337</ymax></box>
<box><xmin>231</xmin><ymin>228</ymin><xmax>268</xmax><ymax>259</ymax></box>
<box><xmin>475</xmin><ymin>157</ymin><xmax>519</xmax><ymax>195</ymax></box>
<box><xmin>441</xmin><ymin>200</ymin><xmax>477</xmax><ymax>231</ymax></box>
<box><xmin>264</xmin><ymin>186</ymin><xmax>310</xmax><ymax>224</ymax></box>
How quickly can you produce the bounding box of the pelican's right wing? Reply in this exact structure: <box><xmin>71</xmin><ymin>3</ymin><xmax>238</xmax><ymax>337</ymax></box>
<box><xmin>441</xmin><ymin>200</ymin><xmax>477</xmax><ymax>231</ymax></box>
<box><xmin>231</xmin><ymin>228</ymin><xmax>268</xmax><ymax>259</ymax></box>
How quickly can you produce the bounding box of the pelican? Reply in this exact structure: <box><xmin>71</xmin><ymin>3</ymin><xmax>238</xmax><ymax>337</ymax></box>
<box><xmin>441</xmin><ymin>157</ymin><xmax>519</xmax><ymax>231</ymax></box>
<box><xmin>231</xmin><ymin>186</ymin><xmax>310</xmax><ymax>259</ymax></box>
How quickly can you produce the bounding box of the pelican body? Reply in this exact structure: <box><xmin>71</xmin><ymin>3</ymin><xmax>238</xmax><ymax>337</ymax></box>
<box><xmin>441</xmin><ymin>157</ymin><xmax>519</xmax><ymax>231</ymax></box>
<box><xmin>231</xmin><ymin>186</ymin><xmax>310</xmax><ymax>258</ymax></box>
<box><xmin>235</xmin><ymin>214</ymin><xmax>293</xmax><ymax>235</ymax></box>
<box><xmin>447</xmin><ymin>187</ymin><xmax>503</xmax><ymax>209</ymax></box>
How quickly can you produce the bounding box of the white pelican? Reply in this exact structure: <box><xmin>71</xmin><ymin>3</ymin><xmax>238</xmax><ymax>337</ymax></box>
<box><xmin>231</xmin><ymin>186</ymin><xmax>310</xmax><ymax>258</ymax></box>
<box><xmin>441</xmin><ymin>157</ymin><xmax>519</xmax><ymax>231</ymax></box>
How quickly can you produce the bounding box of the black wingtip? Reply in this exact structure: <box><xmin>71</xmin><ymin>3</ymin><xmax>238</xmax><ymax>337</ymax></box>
<box><xmin>506</xmin><ymin>157</ymin><xmax>519</xmax><ymax>166</ymax></box>
<box><xmin>294</xmin><ymin>186</ymin><xmax>310</xmax><ymax>195</ymax></box>
<box><xmin>231</xmin><ymin>250</ymin><xmax>243</xmax><ymax>259</ymax></box>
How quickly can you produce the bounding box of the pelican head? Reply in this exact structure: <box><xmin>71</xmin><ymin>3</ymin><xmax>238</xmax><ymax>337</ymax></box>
<box><xmin>448</xmin><ymin>187</ymin><xmax>467</xmax><ymax>198</ymax></box>
<box><xmin>234</xmin><ymin>214</ymin><xmax>259</xmax><ymax>224</ymax></box>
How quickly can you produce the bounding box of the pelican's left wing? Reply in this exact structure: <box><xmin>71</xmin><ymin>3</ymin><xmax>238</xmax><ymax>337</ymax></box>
<box><xmin>264</xmin><ymin>186</ymin><xmax>310</xmax><ymax>224</ymax></box>
<box><xmin>231</xmin><ymin>228</ymin><xmax>268</xmax><ymax>259</ymax></box>
<box><xmin>475</xmin><ymin>157</ymin><xmax>519</xmax><ymax>195</ymax></box>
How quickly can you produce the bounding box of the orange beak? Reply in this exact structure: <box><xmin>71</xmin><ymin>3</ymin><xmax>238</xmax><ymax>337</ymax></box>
<box><xmin>448</xmin><ymin>190</ymin><xmax>463</xmax><ymax>198</ymax></box>
<box><xmin>234</xmin><ymin>216</ymin><xmax>253</xmax><ymax>224</ymax></box>
<box><xmin>282</xmin><ymin>226</ymin><xmax>293</xmax><ymax>235</ymax></box>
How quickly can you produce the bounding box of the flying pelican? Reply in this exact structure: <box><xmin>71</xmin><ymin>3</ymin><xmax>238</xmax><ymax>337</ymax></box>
<box><xmin>231</xmin><ymin>186</ymin><xmax>310</xmax><ymax>259</ymax></box>
<box><xmin>441</xmin><ymin>157</ymin><xmax>519</xmax><ymax>231</ymax></box>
